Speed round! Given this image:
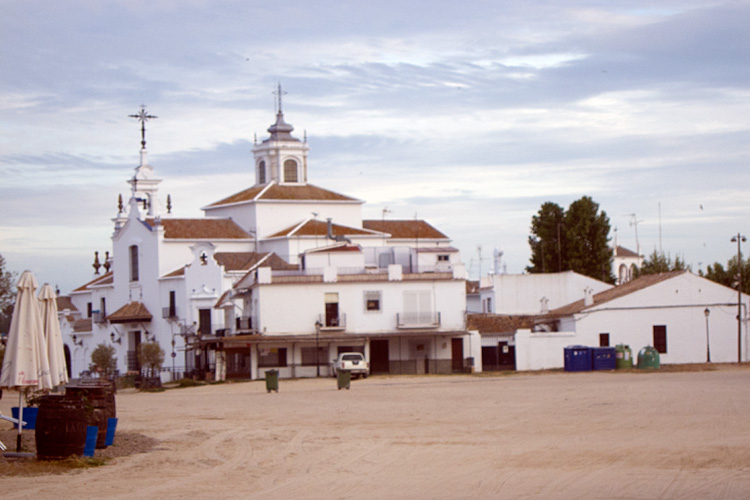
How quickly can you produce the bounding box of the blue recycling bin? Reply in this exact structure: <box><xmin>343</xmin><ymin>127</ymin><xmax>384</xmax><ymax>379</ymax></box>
<box><xmin>564</xmin><ymin>345</ymin><xmax>592</xmax><ymax>372</ymax></box>
<box><xmin>591</xmin><ymin>347</ymin><xmax>616</xmax><ymax>370</ymax></box>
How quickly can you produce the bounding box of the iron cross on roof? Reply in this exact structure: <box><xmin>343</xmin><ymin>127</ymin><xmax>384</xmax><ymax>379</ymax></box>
<box><xmin>129</xmin><ymin>105</ymin><xmax>158</xmax><ymax>149</ymax></box>
<box><xmin>273</xmin><ymin>83</ymin><xmax>287</xmax><ymax>114</ymax></box>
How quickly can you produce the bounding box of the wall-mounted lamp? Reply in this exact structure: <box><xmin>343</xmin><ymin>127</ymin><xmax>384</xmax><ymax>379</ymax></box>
<box><xmin>110</xmin><ymin>332</ymin><xmax>122</xmax><ymax>345</ymax></box>
<box><xmin>145</xmin><ymin>331</ymin><xmax>155</xmax><ymax>342</ymax></box>
<box><xmin>72</xmin><ymin>335</ymin><xmax>83</xmax><ymax>346</ymax></box>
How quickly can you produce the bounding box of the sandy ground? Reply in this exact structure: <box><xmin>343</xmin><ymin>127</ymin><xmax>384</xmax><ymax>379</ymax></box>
<box><xmin>1</xmin><ymin>366</ymin><xmax>750</xmax><ymax>500</ymax></box>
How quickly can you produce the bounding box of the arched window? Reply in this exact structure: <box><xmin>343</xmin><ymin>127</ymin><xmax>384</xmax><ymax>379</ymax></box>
<box><xmin>129</xmin><ymin>245</ymin><xmax>139</xmax><ymax>282</ymax></box>
<box><xmin>283</xmin><ymin>159</ymin><xmax>298</xmax><ymax>183</ymax></box>
<box><xmin>258</xmin><ymin>160</ymin><xmax>266</xmax><ymax>184</ymax></box>
<box><xmin>619</xmin><ymin>264</ymin><xmax>628</xmax><ymax>284</ymax></box>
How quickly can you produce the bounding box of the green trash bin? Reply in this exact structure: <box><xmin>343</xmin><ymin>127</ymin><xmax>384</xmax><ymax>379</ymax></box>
<box><xmin>637</xmin><ymin>346</ymin><xmax>660</xmax><ymax>370</ymax></box>
<box><xmin>337</xmin><ymin>370</ymin><xmax>351</xmax><ymax>390</ymax></box>
<box><xmin>615</xmin><ymin>344</ymin><xmax>633</xmax><ymax>370</ymax></box>
<box><xmin>265</xmin><ymin>369</ymin><xmax>279</xmax><ymax>393</ymax></box>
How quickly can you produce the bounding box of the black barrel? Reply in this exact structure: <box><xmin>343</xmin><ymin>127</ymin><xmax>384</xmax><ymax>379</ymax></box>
<box><xmin>35</xmin><ymin>395</ymin><xmax>88</xmax><ymax>460</ymax></box>
<box><xmin>66</xmin><ymin>381</ymin><xmax>116</xmax><ymax>449</ymax></box>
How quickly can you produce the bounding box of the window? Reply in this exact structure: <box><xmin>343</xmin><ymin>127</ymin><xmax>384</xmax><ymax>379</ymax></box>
<box><xmin>283</xmin><ymin>159</ymin><xmax>298</xmax><ymax>182</ymax></box>
<box><xmin>653</xmin><ymin>325</ymin><xmax>667</xmax><ymax>353</ymax></box>
<box><xmin>87</xmin><ymin>302</ymin><xmax>93</xmax><ymax>318</ymax></box>
<box><xmin>325</xmin><ymin>292</ymin><xmax>339</xmax><ymax>327</ymax></box>
<box><xmin>301</xmin><ymin>347</ymin><xmax>327</xmax><ymax>366</ymax></box>
<box><xmin>100</xmin><ymin>298</ymin><xmax>107</xmax><ymax>317</ymax></box>
<box><xmin>403</xmin><ymin>290</ymin><xmax>433</xmax><ymax>325</ymax></box>
<box><xmin>364</xmin><ymin>291</ymin><xmax>382</xmax><ymax>312</ymax></box>
<box><xmin>484</xmin><ymin>297</ymin><xmax>492</xmax><ymax>313</ymax></box>
<box><xmin>258</xmin><ymin>347</ymin><xmax>287</xmax><ymax>367</ymax></box>
<box><xmin>129</xmin><ymin>245</ymin><xmax>139</xmax><ymax>282</ymax></box>
<box><xmin>258</xmin><ymin>160</ymin><xmax>266</xmax><ymax>184</ymax></box>
<box><xmin>437</xmin><ymin>254</ymin><xmax>449</xmax><ymax>262</ymax></box>
<box><xmin>599</xmin><ymin>333</ymin><xmax>610</xmax><ymax>347</ymax></box>
<box><xmin>168</xmin><ymin>291</ymin><xmax>176</xmax><ymax>318</ymax></box>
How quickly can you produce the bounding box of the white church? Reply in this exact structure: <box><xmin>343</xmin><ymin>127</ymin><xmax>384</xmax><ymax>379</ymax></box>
<box><xmin>59</xmin><ymin>96</ymin><xmax>473</xmax><ymax>381</ymax></box>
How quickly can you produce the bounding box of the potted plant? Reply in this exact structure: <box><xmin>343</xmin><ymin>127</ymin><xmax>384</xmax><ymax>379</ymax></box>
<box><xmin>138</xmin><ymin>342</ymin><xmax>165</xmax><ymax>389</ymax></box>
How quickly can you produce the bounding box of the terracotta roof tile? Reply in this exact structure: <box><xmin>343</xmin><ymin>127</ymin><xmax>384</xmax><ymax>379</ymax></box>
<box><xmin>615</xmin><ymin>245</ymin><xmax>640</xmax><ymax>258</ymax></box>
<box><xmin>207</xmin><ymin>183</ymin><xmax>358</xmax><ymax>207</ymax></box>
<box><xmin>362</xmin><ymin>220</ymin><xmax>448</xmax><ymax>240</ymax></box>
<box><xmin>466</xmin><ymin>313</ymin><xmax>534</xmax><ymax>333</ymax></box>
<box><xmin>268</xmin><ymin>219</ymin><xmax>377</xmax><ymax>238</ymax></box>
<box><xmin>214</xmin><ymin>252</ymin><xmax>297</xmax><ymax>271</ymax></box>
<box><xmin>72</xmin><ymin>271</ymin><xmax>113</xmax><ymax>293</ymax></box>
<box><xmin>73</xmin><ymin>318</ymin><xmax>92</xmax><ymax>332</ymax></box>
<box><xmin>56</xmin><ymin>295</ymin><xmax>78</xmax><ymax>312</ymax></box>
<box><xmin>146</xmin><ymin>218</ymin><xmax>250</xmax><ymax>240</ymax></box>
<box><xmin>107</xmin><ymin>302</ymin><xmax>153</xmax><ymax>324</ymax></box>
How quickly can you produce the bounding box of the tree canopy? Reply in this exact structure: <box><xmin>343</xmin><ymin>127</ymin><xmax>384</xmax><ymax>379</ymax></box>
<box><xmin>636</xmin><ymin>250</ymin><xmax>689</xmax><ymax>276</ymax></box>
<box><xmin>528</xmin><ymin>196</ymin><xmax>614</xmax><ymax>283</ymax></box>
<box><xmin>702</xmin><ymin>255</ymin><xmax>750</xmax><ymax>294</ymax></box>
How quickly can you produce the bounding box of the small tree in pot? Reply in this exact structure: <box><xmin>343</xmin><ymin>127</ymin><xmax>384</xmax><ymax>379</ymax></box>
<box><xmin>90</xmin><ymin>343</ymin><xmax>117</xmax><ymax>379</ymax></box>
<box><xmin>138</xmin><ymin>342</ymin><xmax>165</xmax><ymax>389</ymax></box>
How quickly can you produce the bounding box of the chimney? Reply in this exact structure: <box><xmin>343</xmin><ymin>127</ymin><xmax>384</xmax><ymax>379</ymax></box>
<box><xmin>584</xmin><ymin>287</ymin><xmax>594</xmax><ymax>307</ymax></box>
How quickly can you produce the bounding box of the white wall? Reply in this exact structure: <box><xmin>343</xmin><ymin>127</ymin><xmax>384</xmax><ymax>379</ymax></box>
<box><xmin>515</xmin><ymin>329</ymin><xmax>579</xmax><ymax>371</ymax></box>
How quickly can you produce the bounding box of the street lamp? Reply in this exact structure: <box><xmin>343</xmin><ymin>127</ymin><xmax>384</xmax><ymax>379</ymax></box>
<box><xmin>731</xmin><ymin>233</ymin><xmax>746</xmax><ymax>363</ymax></box>
<box><xmin>704</xmin><ymin>308</ymin><xmax>711</xmax><ymax>363</ymax></box>
<box><xmin>315</xmin><ymin>320</ymin><xmax>322</xmax><ymax>377</ymax></box>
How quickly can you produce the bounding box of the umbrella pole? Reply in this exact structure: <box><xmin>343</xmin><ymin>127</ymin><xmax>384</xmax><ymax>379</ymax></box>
<box><xmin>16</xmin><ymin>391</ymin><xmax>24</xmax><ymax>452</ymax></box>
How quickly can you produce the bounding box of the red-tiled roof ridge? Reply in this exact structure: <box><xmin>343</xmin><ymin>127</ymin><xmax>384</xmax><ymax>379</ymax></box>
<box><xmin>305</xmin><ymin>243</ymin><xmax>362</xmax><ymax>254</ymax></box>
<box><xmin>206</xmin><ymin>182</ymin><xmax>359</xmax><ymax>208</ymax></box>
<box><xmin>71</xmin><ymin>271</ymin><xmax>114</xmax><ymax>293</ymax></box>
<box><xmin>615</xmin><ymin>245</ymin><xmax>640</xmax><ymax>258</ymax></box>
<box><xmin>56</xmin><ymin>295</ymin><xmax>78</xmax><ymax>312</ymax></box>
<box><xmin>213</xmin><ymin>251</ymin><xmax>297</xmax><ymax>271</ymax></box>
<box><xmin>545</xmin><ymin>270</ymin><xmax>687</xmax><ymax>318</ymax></box>
<box><xmin>107</xmin><ymin>301</ymin><xmax>153</xmax><ymax>324</ymax></box>
<box><xmin>362</xmin><ymin>219</ymin><xmax>449</xmax><ymax>240</ymax></box>
<box><xmin>267</xmin><ymin>219</ymin><xmax>379</xmax><ymax>238</ymax></box>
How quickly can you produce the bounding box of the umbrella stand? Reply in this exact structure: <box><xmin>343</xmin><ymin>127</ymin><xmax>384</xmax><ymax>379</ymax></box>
<box><xmin>16</xmin><ymin>390</ymin><xmax>24</xmax><ymax>452</ymax></box>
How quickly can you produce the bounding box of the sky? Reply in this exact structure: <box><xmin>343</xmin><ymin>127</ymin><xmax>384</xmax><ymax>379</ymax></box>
<box><xmin>1</xmin><ymin>0</ymin><xmax>749</xmax><ymax>295</ymax></box>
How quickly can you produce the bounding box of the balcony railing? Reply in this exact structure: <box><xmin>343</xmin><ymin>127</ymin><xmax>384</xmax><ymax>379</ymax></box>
<box><xmin>397</xmin><ymin>311</ymin><xmax>441</xmax><ymax>329</ymax></box>
<box><xmin>162</xmin><ymin>307</ymin><xmax>178</xmax><ymax>319</ymax></box>
<box><xmin>92</xmin><ymin>312</ymin><xmax>107</xmax><ymax>324</ymax></box>
<box><xmin>236</xmin><ymin>316</ymin><xmax>254</xmax><ymax>332</ymax></box>
<box><xmin>318</xmin><ymin>313</ymin><xmax>346</xmax><ymax>331</ymax></box>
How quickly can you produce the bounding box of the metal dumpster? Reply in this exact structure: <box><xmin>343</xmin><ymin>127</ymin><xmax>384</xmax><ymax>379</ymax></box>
<box><xmin>591</xmin><ymin>347</ymin><xmax>616</xmax><ymax>370</ymax></box>
<box><xmin>615</xmin><ymin>344</ymin><xmax>633</xmax><ymax>369</ymax></box>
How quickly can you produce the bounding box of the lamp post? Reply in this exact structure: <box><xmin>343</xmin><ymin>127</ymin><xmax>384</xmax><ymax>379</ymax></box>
<box><xmin>704</xmin><ymin>308</ymin><xmax>711</xmax><ymax>363</ymax></box>
<box><xmin>315</xmin><ymin>320</ymin><xmax>322</xmax><ymax>377</ymax></box>
<box><xmin>731</xmin><ymin>233</ymin><xmax>746</xmax><ymax>363</ymax></box>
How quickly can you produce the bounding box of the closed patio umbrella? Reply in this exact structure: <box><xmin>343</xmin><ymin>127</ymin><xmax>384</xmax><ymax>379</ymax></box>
<box><xmin>0</xmin><ymin>271</ymin><xmax>52</xmax><ymax>452</ymax></box>
<box><xmin>39</xmin><ymin>283</ymin><xmax>68</xmax><ymax>388</ymax></box>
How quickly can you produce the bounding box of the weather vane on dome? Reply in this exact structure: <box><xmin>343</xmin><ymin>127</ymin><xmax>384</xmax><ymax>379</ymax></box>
<box><xmin>129</xmin><ymin>105</ymin><xmax>158</xmax><ymax>149</ymax></box>
<box><xmin>273</xmin><ymin>83</ymin><xmax>287</xmax><ymax>114</ymax></box>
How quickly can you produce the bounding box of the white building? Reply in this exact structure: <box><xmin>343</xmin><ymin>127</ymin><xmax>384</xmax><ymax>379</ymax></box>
<box><xmin>513</xmin><ymin>271</ymin><xmax>748</xmax><ymax>370</ymax></box>
<box><xmin>61</xmin><ymin>102</ymin><xmax>471</xmax><ymax>381</ymax></box>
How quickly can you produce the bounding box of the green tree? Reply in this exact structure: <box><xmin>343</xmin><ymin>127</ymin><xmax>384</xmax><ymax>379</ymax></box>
<box><xmin>527</xmin><ymin>196</ymin><xmax>614</xmax><ymax>282</ymax></box>
<box><xmin>90</xmin><ymin>343</ymin><xmax>117</xmax><ymax>379</ymax></box>
<box><xmin>138</xmin><ymin>342</ymin><xmax>165</xmax><ymax>378</ymax></box>
<box><xmin>528</xmin><ymin>202</ymin><xmax>565</xmax><ymax>273</ymax></box>
<box><xmin>703</xmin><ymin>255</ymin><xmax>750</xmax><ymax>294</ymax></box>
<box><xmin>0</xmin><ymin>254</ymin><xmax>17</xmax><ymax>334</ymax></box>
<box><xmin>636</xmin><ymin>250</ymin><xmax>689</xmax><ymax>276</ymax></box>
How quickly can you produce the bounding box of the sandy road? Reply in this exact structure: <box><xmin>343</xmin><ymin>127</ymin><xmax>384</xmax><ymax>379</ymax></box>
<box><xmin>2</xmin><ymin>367</ymin><xmax>750</xmax><ymax>499</ymax></box>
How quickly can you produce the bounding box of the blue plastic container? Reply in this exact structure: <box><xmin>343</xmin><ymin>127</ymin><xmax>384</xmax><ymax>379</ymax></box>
<box><xmin>564</xmin><ymin>345</ymin><xmax>592</xmax><ymax>372</ymax></box>
<box><xmin>11</xmin><ymin>406</ymin><xmax>38</xmax><ymax>429</ymax></box>
<box><xmin>591</xmin><ymin>347</ymin><xmax>616</xmax><ymax>370</ymax></box>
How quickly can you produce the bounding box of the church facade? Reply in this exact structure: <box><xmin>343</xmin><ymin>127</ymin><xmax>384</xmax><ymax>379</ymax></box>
<box><xmin>60</xmin><ymin>101</ymin><xmax>472</xmax><ymax>381</ymax></box>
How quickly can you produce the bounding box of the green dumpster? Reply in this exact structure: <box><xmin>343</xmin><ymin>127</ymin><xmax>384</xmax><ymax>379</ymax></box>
<box><xmin>637</xmin><ymin>346</ymin><xmax>660</xmax><ymax>369</ymax></box>
<box><xmin>265</xmin><ymin>369</ymin><xmax>279</xmax><ymax>393</ymax></box>
<box><xmin>615</xmin><ymin>344</ymin><xmax>633</xmax><ymax>369</ymax></box>
<box><xmin>337</xmin><ymin>370</ymin><xmax>351</xmax><ymax>390</ymax></box>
